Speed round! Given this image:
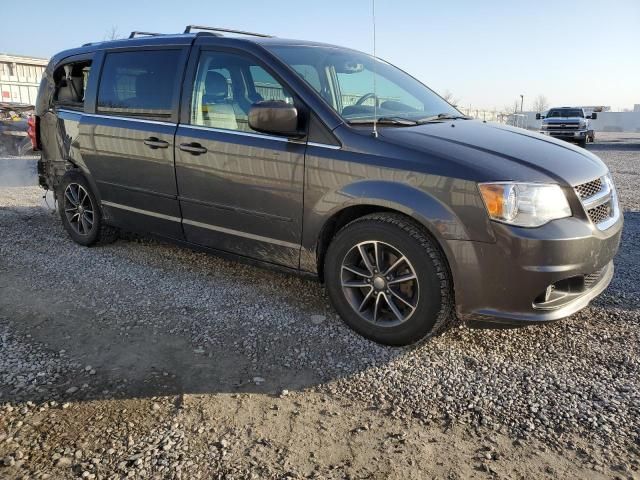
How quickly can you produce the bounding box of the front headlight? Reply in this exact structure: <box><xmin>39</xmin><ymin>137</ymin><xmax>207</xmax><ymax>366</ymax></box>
<box><xmin>478</xmin><ymin>182</ymin><xmax>572</xmax><ymax>227</ymax></box>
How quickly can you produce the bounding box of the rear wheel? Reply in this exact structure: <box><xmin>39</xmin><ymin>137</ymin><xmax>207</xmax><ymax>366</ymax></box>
<box><xmin>57</xmin><ymin>171</ymin><xmax>117</xmax><ymax>246</ymax></box>
<box><xmin>324</xmin><ymin>213</ymin><xmax>453</xmax><ymax>346</ymax></box>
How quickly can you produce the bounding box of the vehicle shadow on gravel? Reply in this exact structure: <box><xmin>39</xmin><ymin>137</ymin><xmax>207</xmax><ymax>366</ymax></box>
<box><xmin>1</xmin><ymin>204</ymin><xmax>638</xmax><ymax>410</ymax></box>
<box><xmin>0</xmin><ymin>203</ymin><xmax>409</xmax><ymax>405</ymax></box>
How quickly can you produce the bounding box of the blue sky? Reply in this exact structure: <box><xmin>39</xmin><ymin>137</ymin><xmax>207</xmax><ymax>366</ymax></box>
<box><xmin>3</xmin><ymin>0</ymin><xmax>638</xmax><ymax>110</ymax></box>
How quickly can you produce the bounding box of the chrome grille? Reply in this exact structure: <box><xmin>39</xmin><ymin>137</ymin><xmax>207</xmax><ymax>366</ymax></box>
<box><xmin>575</xmin><ymin>178</ymin><xmax>602</xmax><ymax>199</ymax></box>
<box><xmin>574</xmin><ymin>176</ymin><xmax>618</xmax><ymax>230</ymax></box>
<box><xmin>546</xmin><ymin>124</ymin><xmax>580</xmax><ymax>130</ymax></box>
<box><xmin>587</xmin><ymin>203</ymin><xmax>611</xmax><ymax>224</ymax></box>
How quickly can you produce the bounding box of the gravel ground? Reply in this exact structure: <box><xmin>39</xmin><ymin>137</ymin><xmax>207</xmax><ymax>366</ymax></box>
<box><xmin>0</xmin><ymin>132</ymin><xmax>639</xmax><ymax>479</ymax></box>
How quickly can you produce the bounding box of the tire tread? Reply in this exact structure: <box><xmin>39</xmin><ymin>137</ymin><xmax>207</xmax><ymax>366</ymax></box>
<box><xmin>330</xmin><ymin>212</ymin><xmax>456</xmax><ymax>343</ymax></box>
<box><xmin>57</xmin><ymin>170</ymin><xmax>118</xmax><ymax>246</ymax></box>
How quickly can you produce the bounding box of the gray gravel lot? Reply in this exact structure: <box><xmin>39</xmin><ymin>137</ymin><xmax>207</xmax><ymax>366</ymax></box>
<box><xmin>0</xmin><ymin>132</ymin><xmax>639</xmax><ymax>479</ymax></box>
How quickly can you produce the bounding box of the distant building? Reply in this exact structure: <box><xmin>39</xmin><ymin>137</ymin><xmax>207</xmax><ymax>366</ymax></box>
<box><xmin>0</xmin><ymin>54</ymin><xmax>48</xmax><ymax>105</ymax></box>
<box><xmin>634</xmin><ymin>104</ymin><xmax>640</xmax><ymax>112</ymax></box>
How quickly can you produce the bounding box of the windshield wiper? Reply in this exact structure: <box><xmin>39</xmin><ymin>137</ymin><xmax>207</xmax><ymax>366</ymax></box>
<box><xmin>416</xmin><ymin>113</ymin><xmax>471</xmax><ymax>123</ymax></box>
<box><xmin>347</xmin><ymin>116</ymin><xmax>419</xmax><ymax>126</ymax></box>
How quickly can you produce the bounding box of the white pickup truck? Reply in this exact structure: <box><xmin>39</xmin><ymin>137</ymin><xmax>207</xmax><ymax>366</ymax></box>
<box><xmin>536</xmin><ymin>107</ymin><xmax>597</xmax><ymax>148</ymax></box>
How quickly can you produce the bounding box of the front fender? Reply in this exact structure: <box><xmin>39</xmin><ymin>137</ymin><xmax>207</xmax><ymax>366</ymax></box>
<box><xmin>337</xmin><ymin>180</ymin><xmax>472</xmax><ymax>241</ymax></box>
<box><xmin>301</xmin><ymin>178</ymin><xmax>496</xmax><ymax>273</ymax></box>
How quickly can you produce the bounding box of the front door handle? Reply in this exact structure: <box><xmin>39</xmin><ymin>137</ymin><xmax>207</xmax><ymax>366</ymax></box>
<box><xmin>144</xmin><ymin>137</ymin><xmax>169</xmax><ymax>149</ymax></box>
<box><xmin>179</xmin><ymin>142</ymin><xmax>208</xmax><ymax>155</ymax></box>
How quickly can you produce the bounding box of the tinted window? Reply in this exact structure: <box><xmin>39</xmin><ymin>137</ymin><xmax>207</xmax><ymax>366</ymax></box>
<box><xmin>191</xmin><ymin>51</ymin><xmax>293</xmax><ymax>132</ymax></box>
<box><xmin>97</xmin><ymin>50</ymin><xmax>181</xmax><ymax>118</ymax></box>
<box><xmin>547</xmin><ymin>109</ymin><xmax>583</xmax><ymax>118</ymax></box>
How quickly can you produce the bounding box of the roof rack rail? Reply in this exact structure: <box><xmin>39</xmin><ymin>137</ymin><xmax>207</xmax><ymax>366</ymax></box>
<box><xmin>129</xmin><ymin>31</ymin><xmax>163</xmax><ymax>39</ymax></box>
<box><xmin>183</xmin><ymin>25</ymin><xmax>273</xmax><ymax>38</ymax></box>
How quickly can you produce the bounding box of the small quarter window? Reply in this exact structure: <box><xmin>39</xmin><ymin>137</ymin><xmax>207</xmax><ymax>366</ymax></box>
<box><xmin>97</xmin><ymin>50</ymin><xmax>181</xmax><ymax>119</ymax></box>
<box><xmin>291</xmin><ymin>64</ymin><xmax>322</xmax><ymax>93</ymax></box>
<box><xmin>249</xmin><ymin>66</ymin><xmax>289</xmax><ymax>102</ymax></box>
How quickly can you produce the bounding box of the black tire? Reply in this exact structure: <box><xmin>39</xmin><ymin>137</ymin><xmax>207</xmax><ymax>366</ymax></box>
<box><xmin>324</xmin><ymin>213</ymin><xmax>454</xmax><ymax>346</ymax></box>
<box><xmin>578</xmin><ymin>137</ymin><xmax>587</xmax><ymax>148</ymax></box>
<box><xmin>56</xmin><ymin>171</ymin><xmax>118</xmax><ymax>246</ymax></box>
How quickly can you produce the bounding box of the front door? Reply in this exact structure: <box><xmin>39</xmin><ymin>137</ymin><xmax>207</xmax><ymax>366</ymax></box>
<box><xmin>175</xmin><ymin>49</ymin><xmax>306</xmax><ymax>268</ymax></box>
<box><xmin>82</xmin><ymin>47</ymin><xmax>188</xmax><ymax>239</ymax></box>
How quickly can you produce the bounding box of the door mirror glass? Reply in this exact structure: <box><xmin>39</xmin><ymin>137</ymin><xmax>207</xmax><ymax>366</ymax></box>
<box><xmin>535</xmin><ymin>113</ymin><xmax>541</xmax><ymax>120</ymax></box>
<box><xmin>589</xmin><ymin>112</ymin><xmax>597</xmax><ymax>120</ymax></box>
<box><xmin>249</xmin><ymin>101</ymin><xmax>301</xmax><ymax>137</ymax></box>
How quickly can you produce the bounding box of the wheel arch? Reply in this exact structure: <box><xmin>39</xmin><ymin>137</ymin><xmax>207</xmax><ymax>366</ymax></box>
<box><xmin>310</xmin><ymin>180</ymin><xmax>467</xmax><ymax>282</ymax></box>
<box><xmin>58</xmin><ymin>167</ymin><xmax>107</xmax><ymax>218</ymax></box>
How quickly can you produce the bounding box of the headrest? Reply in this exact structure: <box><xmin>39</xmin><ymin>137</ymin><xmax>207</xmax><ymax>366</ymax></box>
<box><xmin>204</xmin><ymin>71</ymin><xmax>229</xmax><ymax>102</ymax></box>
<box><xmin>56</xmin><ymin>77</ymin><xmax>83</xmax><ymax>103</ymax></box>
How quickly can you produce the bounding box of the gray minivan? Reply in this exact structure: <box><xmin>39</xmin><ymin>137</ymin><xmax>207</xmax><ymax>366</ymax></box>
<box><xmin>34</xmin><ymin>26</ymin><xmax>622</xmax><ymax>345</ymax></box>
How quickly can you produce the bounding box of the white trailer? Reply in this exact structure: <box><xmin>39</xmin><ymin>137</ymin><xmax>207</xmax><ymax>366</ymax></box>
<box><xmin>0</xmin><ymin>54</ymin><xmax>48</xmax><ymax>105</ymax></box>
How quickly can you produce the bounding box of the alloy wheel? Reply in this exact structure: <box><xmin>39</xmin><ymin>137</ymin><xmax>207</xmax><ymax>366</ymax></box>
<box><xmin>63</xmin><ymin>183</ymin><xmax>94</xmax><ymax>236</ymax></box>
<box><xmin>340</xmin><ymin>240</ymin><xmax>419</xmax><ymax>327</ymax></box>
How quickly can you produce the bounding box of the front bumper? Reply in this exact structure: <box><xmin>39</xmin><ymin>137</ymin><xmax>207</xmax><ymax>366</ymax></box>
<box><xmin>539</xmin><ymin>129</ymin><xmax>588</xmax><ymax>140</ymax></box>
<box><xmin>446</xmin><ymin>214</ymin><xmax>623</xmax><ymax>325</ymax></box>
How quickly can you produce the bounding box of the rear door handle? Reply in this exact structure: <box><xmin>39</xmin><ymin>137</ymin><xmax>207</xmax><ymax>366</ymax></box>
<box><xmin>144</xmin><ymin>137</ymin><xmax>169</xmax><ymax>149</ymax></box>
<box><xmin>179</xmin><ymin>142</ymin><xmax>208</xmax><ymax>155</ymax></box>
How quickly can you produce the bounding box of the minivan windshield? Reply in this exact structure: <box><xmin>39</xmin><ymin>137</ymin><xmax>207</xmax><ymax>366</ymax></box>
<box><xmin>547</xmin><ymin>109</ymin><xmax>584</xmax><ymax>118</ymax></box>
<box><xmin>266</xmin><ymin>45</ymin><xmax>460</xmax><ymax>125</ymax></box>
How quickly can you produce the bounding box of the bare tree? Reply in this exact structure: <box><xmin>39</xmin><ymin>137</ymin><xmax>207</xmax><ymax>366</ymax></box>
<box><xmin>441</xmin><ymin>90</ymin><xmax>459</xmax><ymax>107</ymax></box>
<box><xmin>104</xmin><ymin>26</ymin><xmax>121</xmax><ymax>41</ymax></box>
<box><xmin>532</xmin><ymin>94</ymin><xmax>549</xmax><ymax>113</ymax></box>
<box><xmin>502</xmin><ymin>100</ymin><xmax>520</xmax><ymax>115</ymax></box>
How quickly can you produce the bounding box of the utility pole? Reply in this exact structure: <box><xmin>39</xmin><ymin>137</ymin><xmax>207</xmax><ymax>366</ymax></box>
<box><xmin>520</xmin><ymin>94</ymin><xmax>524</xmax><ymax>113</ymax></box>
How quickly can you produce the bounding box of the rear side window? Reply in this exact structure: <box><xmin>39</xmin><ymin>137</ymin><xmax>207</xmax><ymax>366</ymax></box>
<box><xmin>53</xmin><ymin>60</ymin><xmax>92</xmax><ymax>110</ymax></box>
<box><xmin>97</xmin><ymin>50</ymin><xmax>181</xmax><ymax>119</ymax></box>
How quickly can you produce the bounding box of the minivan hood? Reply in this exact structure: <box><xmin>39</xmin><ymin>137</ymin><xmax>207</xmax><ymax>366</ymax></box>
<box><xmin>378</xmin><ymin>120</ymin><xmax>606</xmax><ymax>186</ymax></box>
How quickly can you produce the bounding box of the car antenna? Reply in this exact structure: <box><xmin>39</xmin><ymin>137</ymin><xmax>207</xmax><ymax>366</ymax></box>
<box><xmin>371</xmin><ymin>0</ymin><xmax>378</xmax><ymax>138</ymax></box>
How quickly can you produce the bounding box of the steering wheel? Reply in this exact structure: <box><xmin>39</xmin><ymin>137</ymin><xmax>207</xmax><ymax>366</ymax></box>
<box><xmin>354</xmin><ymin>92</ymin><xmax>380</xmax><ymax>107</ymax></box>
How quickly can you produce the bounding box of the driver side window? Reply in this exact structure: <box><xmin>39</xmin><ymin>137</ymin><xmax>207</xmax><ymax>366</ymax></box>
<box><xmin>191</xmin><ymin>51</ymin><xmax>294</xmax><ymax>133</ymax></box>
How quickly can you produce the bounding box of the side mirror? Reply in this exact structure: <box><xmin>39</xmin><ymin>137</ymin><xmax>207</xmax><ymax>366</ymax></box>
<box><xmin>589</xmin><ymin>113</ymin><xmax>597</xmax><ymax>120</ymax></box>
<box><xmin>248</xmin><ymin>101</ymin><xmax>302</xmax><ymax>137</ymax></box>
<box><xmin>535</xmin><ymin>113</ymin><xmax>541</xmax><ymax>120</ymax></box>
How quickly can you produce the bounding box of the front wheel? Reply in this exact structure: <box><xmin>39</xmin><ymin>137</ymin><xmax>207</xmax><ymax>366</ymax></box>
<box><xmin>324</xmin><ymin>213</ymin><xmax>454</xmax><ymax>346</ymax></box>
